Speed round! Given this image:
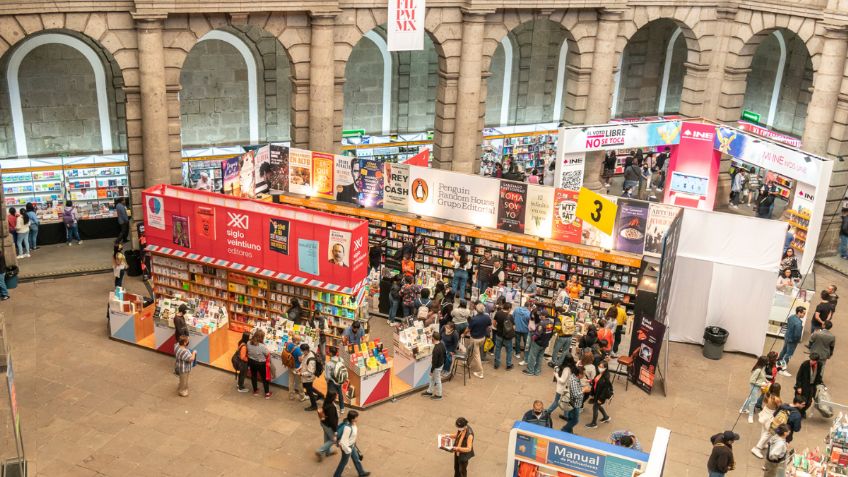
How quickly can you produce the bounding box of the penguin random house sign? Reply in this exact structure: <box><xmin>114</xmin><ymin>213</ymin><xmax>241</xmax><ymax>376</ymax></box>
<box><xmin>388</xmin><ymin>0</ymin><xmax>425</xmax><ymax>51</ymax></box>
<box><xmin>407</xmin><ymin>165</ymin><xmax>499</xmax><ymax>228</ymax></box>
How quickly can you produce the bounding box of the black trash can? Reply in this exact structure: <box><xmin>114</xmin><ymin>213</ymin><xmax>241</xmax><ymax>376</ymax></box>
<box><xmin>5</xmin><ymin>265</ymin><xmax>19</xmax><ymax>289</ymax></box>
<box><xmin>125</xmin><ymin>250</ymin><xmax>142</xmax><ymax>277</ymax></box>
<box><xmin>703</xmin><ymin>326</ymin><xmax>729</xmax><ymax>360</ymax></box>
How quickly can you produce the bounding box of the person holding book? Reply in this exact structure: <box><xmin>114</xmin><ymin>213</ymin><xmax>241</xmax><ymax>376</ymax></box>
<box><xmin>445</xmin><ymin>417</ymin><xmax>474</xmax><ymax>477</ymax></box>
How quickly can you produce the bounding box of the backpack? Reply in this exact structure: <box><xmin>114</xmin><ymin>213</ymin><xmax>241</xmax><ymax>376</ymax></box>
<box><xmin>280</xmin><ymin>345</ymin><xmax>296</xmax><ymax>369</ymax></box>
<box><xmin>503</xmin><ymin>317</ymin><xmax>516</xmax><ymax>340</ymax></box>
<box><xmin>230</xmin><ymin>344</ymin><xmax>246</xmax><ymax>371</ymax></box>
<box><xmin>62</xmin><ymin>208</ymin><xmax>75</xmax><ymax>226</ymax></box>
<box><xmin>770</xmin><ymin>408</ymin><xmax>790</xmax><ymax>434</ymax></box>
<box><xmin>336</xmin><ymin>421</ymin><xmax>350</xmax><ymax>442</ymax></box>
<box><xmin>402</xmin><ymin>285</ymin><xmax>417</xmax><ymax>306</ymax></box>
<box><xmin>332</xmin><ymin>360</ymin><xmax>349</xmax><ymax>384</ymax></box>
<box><xmin>309</xmin><ymin>355</ymin><xmax>324</xmax><ymax>378</ymax></box>
<box><xmin>765</xmin><ymin>439</ymin><xmax>787</xmax><ymax>463</ymax></box>
<box><xmin>417</xmin><ymin>304</ymin><xmax>430</xmax><ymax>320</ymax></box>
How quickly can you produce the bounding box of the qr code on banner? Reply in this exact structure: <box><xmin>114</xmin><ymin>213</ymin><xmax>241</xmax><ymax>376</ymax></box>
<box><xmin>559</xmin><ymin>171</ymin><xmax>582</xmax><ymax>190</ymax></box>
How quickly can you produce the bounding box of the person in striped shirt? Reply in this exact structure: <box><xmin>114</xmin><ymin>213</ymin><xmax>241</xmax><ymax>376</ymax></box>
<box><xmin>174</xmin><ymin>335</ymin><xmax>196</xmax><ymax>397</ymax></box>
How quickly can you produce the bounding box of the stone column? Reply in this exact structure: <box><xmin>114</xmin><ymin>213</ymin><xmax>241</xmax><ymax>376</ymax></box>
<box><xmin>452</xmin><ymin>12</ymin><xmax>486</xmax><ymax>174</ymax></box>
<box><xmin>583</xmin><ymin>9</ymin><xmax>623</xmax><ymax>191</ymax></box>
<box><xmin>308</xmin><ymin>14</ymin><xmax>336</xmax><ymax>153</ymax></box>
<box><xmin>134</xmin><ymin>15</ymin><xmax>171</xmax><ymax>187</ymax></box>
<box><xmin>802</xmin><ymin>25</ymin><xmax>848</xmax><ymax>156</ymax></box>
<box><xmin>680</xmin><ymin>6</ymin><xmax>737</xmax><ymax>120</ymax></box>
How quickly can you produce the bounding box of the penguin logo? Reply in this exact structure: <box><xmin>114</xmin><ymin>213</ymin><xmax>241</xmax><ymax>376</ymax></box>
<box><xmin>411</xmin><ymin>178</ymin><xmax>428</xmax><ymax>203</ymax></box>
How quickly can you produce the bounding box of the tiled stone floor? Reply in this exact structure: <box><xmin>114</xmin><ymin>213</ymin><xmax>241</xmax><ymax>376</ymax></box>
<box><xmin>16</xmin><ymin>238</ymin><xmax>114</xmax><ymax>280</ymax></box>
<box><xmin>1</xmin><ymin>266</ymin><xmax>847</xmax><ymax>476</ymax></box>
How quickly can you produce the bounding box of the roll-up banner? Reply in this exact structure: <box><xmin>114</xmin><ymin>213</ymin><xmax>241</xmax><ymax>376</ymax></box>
<box><xmin>387</xmin><ymin>0</ymin><xmax>425</xmax><ymax>51</ymax></box>
<box><xmin>407</xmin><ymin>165</ymin><xmax>499</xmax><ymax>228</ymax></box>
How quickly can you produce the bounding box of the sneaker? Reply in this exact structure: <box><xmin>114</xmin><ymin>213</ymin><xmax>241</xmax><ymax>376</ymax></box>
<box><xmin>304</xmin><ymin>405</ymin><xmax>317</xmax><ymax>411</ymax></box>
<box><xmin>253</xmin><ymin>391</ymin><xmax>259</xmax><ymax>396</ymax></box>
<box><xmin>67</xmin><ymin>242</ymin><xmax>72</xmax><ymax>246</ymax></box>
<box><xmin>421</xmin><ymin>391</ymin><xmax>433</xmax><ymax>397</ymax></box>
<box><xmin>601</xmin><ymin>417</ymin><xmax>612</xmax><ymax>424</ymax></box>
<box><xmin>739</xmin><ymin>408</ymin><xmax>747</xmax><ymax>414</ymax></box>
<box><xmin>751</xmin><ymin>447</ymin><xmax>764</xmax><ymax>459</ymax></box>
<box><xmin>359</xmin><ymin>472</ymin><xmax>371</xmax><ymax>477</ymax></box>
<box><xmin>300</xmin><ymin>395</ymin><xmax>308</xmax><ymax>402</ymax></box>
<box><xmin>0</xmin><ymin>296</ymin><xmax>9</xmax><ymax>301</ymax></box>
<box><xmin>747</xmin><ymin>414</ymin><xmax>754</xmax><ymax>424</ymax></box>
<box><xmin>78</xmin><ymin>241</ymin><xmax>83</xmax><ymax>245</ymax></box>
<box><xmin>473</xmin><ymin>372</ymin><xmax>484</xmax><ymax>379</ymax></box>
<box><xmin>493</xmin><ymin>365</ymin><xmax>499</xmax><ymax>370</ymax></box>
<box><xmin>519</xmin><ymin>360</ymin><xmax>527</xmax><ymax>366</ymax></box>
<box><xmin>265</xmin><ymin>392</ymin><xmax>272</xmax><ymax>399</ymax></box>
<box><xmin>15</xmin><ymin>255</ymin><xmax>23</xmax><ymax>259</ymax></box>
<box><xmin>237</xmin><ymin>387</ymin><xmax>249</xmax><ymax>393</ymax></box>
<box><xmin>585</xmin><ymin>423</ymin><xmax>598</xmax><ymax>429</ymax></box>
<box><xmin>24</xmin><ymin>254</ymin><xmax>30</xmax><ymax>258</ymax></box>
<box><xmin>431</xmin><ymin>395</ymin><xmax>443</xmax><ymax>401</ymax></box>
<box><xmin>315</xmin><ymin>451</ymin><xmax>323</xmax><ymax>462</ymax></box>
<box><xmin>506</xmin><ymin>365</ymin><xmax>513</xmax><ymax>370</ymax></box>
<box><xmin>522</xmin><ymin>370</ymin><xmax>534</xmax><ymax>376</ymax></box>
<box><xmin>779</xmin><ymin>370</ymin><xmax>792</xmax><ymax>377</ymax></box>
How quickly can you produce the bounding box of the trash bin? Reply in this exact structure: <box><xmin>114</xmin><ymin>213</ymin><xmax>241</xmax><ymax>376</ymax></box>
<box><xmin>125</xmin><ymin>250</ymin><xmax>142</xmax><ymax>277</ymax></box>
<box><xmin>5</xmin><ymin>266</ymin><xmax>19</xmax><ymax>289</ymax></box>
<box><xmin>703</xmin><ymin>326</ymin><xmax>729</xmax><ymax>360</ymax></box>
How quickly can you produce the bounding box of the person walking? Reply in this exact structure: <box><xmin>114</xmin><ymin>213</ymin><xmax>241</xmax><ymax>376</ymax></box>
<box><xmin>585</xmin><ymin>361</ymin><xmax>614</xmax><ymax>429</ymax></box>
<box><xmin>763</xmin><ymin>425</ymin><xmax>790</xmax><ymax>477</ymax></box>
<box><xmin>315</xmin><ymin>391</ymin><xmax>339</xmax><ymax>462</ymax></box>
<box><xmin>324</xmin><ymin>346</ymin><xmax>347</xmax><ymax>411</ymax></box>
<box><xmin>333</xmin><ymin>410</ymin><xmax>370</xmax><ymax>477</ymax></box>
<box><xmin>622</xmin><ymin>158</ymin><xmax>640</xmax><ymax>198</ymax></box>
<box><xmin>741</xmin><ymin>356</ymin><xmax>769</xmax><ymax>423</ymax></box>
<box><xmin>112</xmin><ymin>242</ymin><xmax>128</xmax><ymax>288</ymax></box>
<box><xmin>546</xmin><ymin>356</ymin><xmax>576</xmax><ymax>414</ymax></box>
<box><xmin>560</xmin><ymin>367</ymin><xmax>585</xmax><ymax>433</ymax></box>
<box><xmin>708</xmin><ymin>431</ymin><xmax>739</xmax><ymax>477</ymax></box>
<box><xmin>729</xmin><ymin>168</ymin><xmax>746</xmax><ymax>208</ymax></box>
<box><xmin>778</xmin><ymin>307</ymin><xmax>805</xmax><ymax>376</ymax></box>
<box><xmin>115</xmin><ymin>197</ymin><xmax>130</xmax><ymax>243</ymax></box>
<box><xmin>247</xmin><ymin>330</ymin><xmax>272</xmax><ymax>399</ymax></box>
<box><xmin>174</xmin><ymin>335</ymin><xmax>196</xmax><ymax>397</ymax></box>
<box><xmin>523</xmin><ymin>312</ymin><xmax>553</xmax><ymax>376</ymax></box>
<box><xmin>521</xmin><ymin>400</ymin><xmax>553</xmax><ymax>428</ymax></box>
<box><xmin>751</xmin><ymin>383</ymin><xmax>782</xmax><ymax>458</ymax></box>
<box><xmin>808</xmin><ymin>321</ymin><xmax>836</xmax><ymax>373</ymax></box>
<box><xmin>840</xmin><ymin>208</ymin><xmax>848</xmax><ymax>259</ymax></box>
<box><xmin>794</xmin><ymin>354</ymin><xmax>823</xmax><ymax>417</ymax></box>
<box><xmin>466</xmin><ymin>303</ymin><xmax>491</xmax><ymax>379</ymax></box>
<box><xmin>448</xmin><ymin>417</ymin><xmax>475</xmax><ymax>477</ymax></box>
<box><xmin>63</xmin><ymin>200</ymin><xmax>82</xmax><ymax>245</ymax></box>
<box><xmin>299</xmin><ymin>343</ymin><xmax>325</xmax><ymax>411</ymax></box>
<box><xmin>422</xmin><ymin>331</ymin><xmax>446</xmax><ymax>400</ymax></box>
<box><xmin>14</xmin><ymin>208</ymin><xmax>30</xmax><ymax>259</ymax></box>
<box><xmin>602</xmin><ymin>150</ymin><xmax>617</xmax><ymax>187</ymax></box>
<box><xmin>24</xmin><ymin>203</ymin><xmax>39</xmax><ymax>251</ymax></box>
<box><xmin>284</xmin><ymin>336</ymin><xmax>306</xmax><ymax>402</ymax></box>
<box><xmin>746</xmin><ymin>168</ymin><xmax>761</xmax><ymax>206</ymax></box>
<box><xmin>234</xmin><ymin>331</ymin><xmax>250</xmax><ymax>393</ymax></box>
<box><xmin>493</xmin><ymin>302</ymin><xmax>515</xmax><ymax>370</ymax></box>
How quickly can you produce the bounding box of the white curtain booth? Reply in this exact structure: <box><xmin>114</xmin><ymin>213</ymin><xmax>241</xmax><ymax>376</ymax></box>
<box><xmin>666</xmin><ymin>208</ymin><xmax>787</xmax><ymax>355</ymax></box>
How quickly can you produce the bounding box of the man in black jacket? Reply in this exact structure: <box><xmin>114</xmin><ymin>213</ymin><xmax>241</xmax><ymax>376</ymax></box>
<box><xmin>795</xmin><ymin>353</ymin><xmax>824</xmax><ymax>417</ymax></box>
<box><xmin>423</xmin><ymin>331</ymin><xmax>446</xmax><ymax>400</ymax></box>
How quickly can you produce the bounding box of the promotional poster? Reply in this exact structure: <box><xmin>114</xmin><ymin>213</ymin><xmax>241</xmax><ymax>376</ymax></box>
<box><xmin>195</xmin><ymin>206</ymin><xmax>215</xmax><ymax>241</ymax></box>
<box><xmin>357</xmin><ymin>158</ymin><xmax>384</xmax><ymax>208</ymax></box>
<box><xmin>311</xmin><ymin>152</ymin><xmax>336</xmax><ymax>199</ymax></box>
<box><xmin>552</xmin><ymin>188</ymin><xmax>582</xmax><ymax>244</ymax></box>
<box><xmin>142</xmin><ymin>185</ymin><xmax>369</xmax><ymax>292</ymax></box>
<box><xmin>383</xmin><ymin>161</ymin><xmax>410</xmax><ymax>212</ymax></box>
<box><xmin>221</xmin><ymin>156</ymin><xmax>241</xmax><ymax>197</ymax></box>
<box><xmin>613</xmin><ymin>199</ymin><xmax>650</xmax><ymax>254</ymax></box>
<box><xmin>524</xmin><ymin>184</ymin><xmax>555</xmax><ymax>239</ymax></box>
<box><xmin>288</xmin><ymin>148</ymin><xmax>313</xmax><ymax>195</ymax></box>
<box><xmin>237</xmin><ymin>150</ymin><xmax>255</xmax><ymax>198</ymax></box>
<box><xmin>664</xmin><ymin>122</ymin><xmax>720</xmax><ymax>210</ymax></box>
<box><xmin>268</xmin><ymin>145</ymin><xmax>289</xmax><ymax>193</ymax></box>
<box><xmin>334</xmin><ymin>155</ymin><xmax>358</xmax><ymax>205</ymax></box>
<box><xmin>497</xmin><ymin>180</ymin><xmax>528</xmax><ymax>233</ymax></box>
<box><xmin>628</xmin><ymin>315</ymin><xmax>667</xmax><ymax>394</ymax></box>
<box><xmin>407</xmin><ymin>165</ymin><xmax>499</xmax><ymax>228</ymax></box>
<box><xmin>253</xmin><ymin>145</ymin><xmax>271</xmax><ymax>197</ymax></box>
<box><xmin>643</xmin><ymin>204</ymin><xmax>680</xmax><ymax>257</ymax></box>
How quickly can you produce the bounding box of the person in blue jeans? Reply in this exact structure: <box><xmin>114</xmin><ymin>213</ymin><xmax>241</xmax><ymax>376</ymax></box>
<box><xmin>778</xmin><ymin>306</ymin><xmax>806</xmax><ymax>376</ymax></box>
<box><xmin>450</xmin><ymin>247</ymin><xmax>470</xmax><ymax>299</ymax></box>
<box><xmin>388</xmin><ymin>275</ymin><xmax>401</xmax><ymax>323</ymax></box>
<box><xmin>0</xmin><ymin>253</ymin><xmax>10</xmax><ymax>301</ymax></box>
<box><xmin>513</xmin><ymin>305</ymin><xmax>530</xmax><ymax>359</ymax></box>
<box><xmin>334</xmin><ymin>410</ymin><xmax>370</xmax><ymax>477</ymax></box>
<box><xmin>493</xmin><ymin>303</ymin><xmax>514</xmax><ymax>370</ymax></box>
<box><xmin>523</xmin><ymin>313</ymin><xmax>553</xmax><ymax>376</ymax></box>
<box><xmin>25</xmin><ymin>203</ymin><xmax>39</xmax><ymax>250</ymax></box>
<box><xmin>64</xmin><ymin>201</ymin><xmax>82</xmax><ymax>245</ymax></box>
<box><xmin>560</xmin><ymin>368</ymin><xmax>584</xmax><ymax>433</ymax></box>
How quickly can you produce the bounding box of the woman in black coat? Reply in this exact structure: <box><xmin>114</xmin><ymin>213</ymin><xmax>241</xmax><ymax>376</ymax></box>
<box><xmin>794</xmin><ymin>353</ymin><xmax>824</xmax><ymax>416</ymax></box>
<box><xmin>585</xmin><ymin>362</ymin><xmax>613</xmax><ymax>428</ymax></box>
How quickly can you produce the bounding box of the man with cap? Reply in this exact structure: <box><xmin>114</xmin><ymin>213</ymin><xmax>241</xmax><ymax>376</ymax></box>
<box><xmin>708</xmin><ymin>430</ymin><xmax>739</xmax><ymax>477</ymax></box>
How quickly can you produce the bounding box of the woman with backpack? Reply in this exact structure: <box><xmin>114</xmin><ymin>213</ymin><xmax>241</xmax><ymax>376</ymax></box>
<box><xmin>400</xmin><ymin>275</ymin><xmax>420</xmax><ymax>318</ymax></box>
<box><xmin>451</xmin><ymin>246</ymin><xmax>471</xmax><ymax>299</ymax></box>
<box><xmin>233</xmin><ymin>331</ymin><xmax>250</xmax><ymax>393</ymax></box>
<box><xmin>334</xmin><ymin>410</ymin><xmax>370</xmax><ymax>477</ymax></box>
<box><xmin>64</xmin><ymin>200</ymin><xmax>82</xmax><ymax>245</ymax></box>
<box><xmin>741</xmin><ymin>355</ymin><xmax>769</xmax><ymax>423</ymax></box>
<box><xmin>546</xmin><ymin>355</ymin><xmax>576</xmax><ymax>414</ymax></box>
<box><xmin>299</xmin><ymin>343</ymin><xmax>325</xmax><ymax>411</ymax></box>
<box><xmin>752</xmin><ymin>383</ymin><xmax>782</xmax><ymax>459</ymax></box>
<box><xmin>247</xmin><ymin>330</ymin><xmax>272</xmax><ymax>399</ymax></box>
<box><xmin>414</xmin><ymin>288</ymin><xmax>433</xmax><ymax>321</ymax></box>
<box><xmin>14</xmin><ymin>208</ymin><xmax>30</xmax><ymax>258</ymax></box>
<box><xmin>585</xmin><ymin>361</ymin><xmax>613</xmax><ymax>428</ymax></box>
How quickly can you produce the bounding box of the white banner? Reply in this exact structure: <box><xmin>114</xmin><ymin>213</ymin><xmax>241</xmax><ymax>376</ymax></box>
<box><xmin>559</xmin><ymin>121</ymin><xmax>682</xmax><ymax>153</ymax></box>
<box><xmin>383</xmin><ymin>162</ymin><xmax>410</xmax><ymax>212</ymax></box>
<box><xmin>524</xmin><ymin>184</ymin><xmax>555</xmax><ymax>238</ymax></box>
<box><xmin>407</xmin><ymin>165</ymin><xmax>498</xmax><ymax>228</ymax></box>
<box><xmin>555</xmin><ymin>152</ymin><xmax>585</xmax><ymax>191</ymax></box>
<box><xmin>387</xmin><ymin>0</ymin><xmax>425</xmax><ymax>51</ymax></box>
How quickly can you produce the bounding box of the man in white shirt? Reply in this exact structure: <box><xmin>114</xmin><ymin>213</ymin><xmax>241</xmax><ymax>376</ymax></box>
<box><xmin>334</xmin><ymin>410</ymin><xmax>370</xmax><ymax>477</ymax></box>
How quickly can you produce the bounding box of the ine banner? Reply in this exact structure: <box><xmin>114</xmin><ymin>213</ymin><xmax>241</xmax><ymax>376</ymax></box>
<box><xmin>387</xmin><ymin>0</ymin><xmax>425</xmax><ymax>51</ymax></box>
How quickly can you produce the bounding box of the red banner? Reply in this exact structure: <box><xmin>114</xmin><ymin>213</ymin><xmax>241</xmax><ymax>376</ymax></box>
<box><xmin>142</xmin><ymin>185</ymin><xmax>369</xmax><ymax>293</ymax></box>
<box><xmin>404</xmin><ymin>148</ymin><xmax>430</xmax><ymax>167</ymax></box>
<box><xmin>552</xmin><ymin>188</ymin><xmax>582</xmax><ymax>243</ymax></box>
<box><xmin>663</xmin><ymin>122</ymin><xmax>721</xmax><ymax>210</ymax></box>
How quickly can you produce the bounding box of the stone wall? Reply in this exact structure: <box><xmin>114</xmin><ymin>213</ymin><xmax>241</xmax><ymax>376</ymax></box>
<box><xmin>343</xmin><ymin>37</ymin><xmax>383</xmax><ymax>135</ymax></box>
<box><xmin>616</xmin><ymin>20</ymin><xmax>683</xmax><ymax>117</ymax></box>
<box><xmin>392</xmin><ymin>35</ymin><xmax>437</xmax><ymax>134</ymax></box>
<box><xmin>484</xmin><ymin>42</ymin><xmax>506</xmax><ymax>126</ymax></box>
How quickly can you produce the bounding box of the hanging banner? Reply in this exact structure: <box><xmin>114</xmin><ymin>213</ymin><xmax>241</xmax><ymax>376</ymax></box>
<box><xmin>221</xmin><ymin>156</ymin><xmax>241</xmax><ymax>197</ymax></box>
<box><xmin>628</xmin><ymin>315</ymin><xmax>667</xmax><ymax>394</ymax></box>
<box><xmin>613</xmin><ymin>199</ymin><xmax>650</xmax><ymax>254</ymax></box>
<box><xmin>664</xmin><ymin>122</ymin><xmax>720</xmax><ymax>210</ymax></box>
<box><xmin>737</xmin><ymin>120</ymin><xmax>802</xmax><ymax>148</ymax></box>
<box><xmin>268</xmin><ymin>145</ymin><xmax>289</xmax><ymax>194</ymax></box>
<box><xmin>311</xmin><ymin>152</ymin><xmax>336</xmax><ymax>199</ymax></box>
<box><xmin>552</xmin><ymin>188</ymin><xmax>582</xmax><ymax>243</ymax></box>
<box><xmin>357</xmin><ymin>158</ymin><xmax>384</xmax><ymax>208</ymax></box>
<box><xmin>559</xmin><ymin>120</ymin><xmax>681</xmax><ymax>153</ymax></box>
<box><xmin>580</xmin><ymin>194</ymin><xmax>617</xmax><ymax>249</ymax></box>
<box><xmin>555</xmin><ymin>152</ymin><xmax>585</xmax><ymax>191</ymax></box>
<box><xmin>254</xmin><ymin>145</ymin><xmax>271</xmax><ymax>197</ymax></box>
<box><xmin>524</xmin><ymin>184</ymin><xmax>555</xmax><ymax>238</ymax></box>
<box><xmin>387</xmin><ymin>0</ymin><xmax>425</xmax><ymax>52</ymax></box>
<box><xmin>497</xmin><ymin>181</ymin><xmax>528</xmax><ymax>233</ymax></box>
<box><xmin>384</xmin><ymin>161</ymin><xmax>410</xmax><ymax>212</ymax></box>
<box><xmin>335</xmin><ymin>155</ymin><xmax>359</xmax><ymax>205</ymax></box>
<box><xmin>714</xmin><ymin>125</ymin><xmax>820</xmax><ymax>185</ymax></box>
<box><xmin>407</xmin><ymin>165</ymin><xmax>499</xmax><ymax>228</ymax></box>
<box><xmin>404</xmin><ymin>148</ymin><xmax>429</xmax><ymax>166</ymax></box>
<box><xmin>643</xmin><ymin>204</ymin><xmax>680</xmax><ymax>258</ymax></box>
<box><xmin>288</xmin><ymin>148</ymin><xmax>313</xmax><ymax>195</ymax></box>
